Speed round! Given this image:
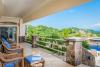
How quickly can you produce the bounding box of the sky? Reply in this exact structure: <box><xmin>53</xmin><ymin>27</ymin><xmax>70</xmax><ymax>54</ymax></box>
<box><xmin>27</xmin><ymin>0</ymin><xmax>100</xmax><ymax>31</ymax></box>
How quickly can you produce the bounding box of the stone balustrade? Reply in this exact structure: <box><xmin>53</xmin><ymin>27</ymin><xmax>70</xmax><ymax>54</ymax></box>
<box><xmin>82</xmin><ymin>48</ymin><xmax>95</xmax><ymax>67</ymax></box>
<box><xmin>65</xmin><ymin>37</ymin><xmax>96</xmax><ymax>67</ymax></box>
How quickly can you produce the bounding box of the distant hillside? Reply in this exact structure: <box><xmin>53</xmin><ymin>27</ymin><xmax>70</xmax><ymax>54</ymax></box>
<box><xmin>26</xmin><ymin>25</ymin><xmax>100</xmax><ymax>39</ymax></box>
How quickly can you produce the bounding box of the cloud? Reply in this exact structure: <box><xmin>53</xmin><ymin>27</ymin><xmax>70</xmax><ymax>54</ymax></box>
<box><xmin>82</xmin><ymin>23</ymin><xmax>100</xmax><ymax>29</ymax></box>
<box><xmin>82</xmin><ymin>25</ymin><xmax>91</xmax><ymax>29</ymax></box>
<box><xmin>90</xmin><ymin>23</ymin><xmax>100</xmax><ymax>28</ymax></box>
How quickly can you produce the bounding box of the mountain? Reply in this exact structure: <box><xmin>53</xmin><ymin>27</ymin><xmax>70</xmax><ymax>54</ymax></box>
<box><xmin>91</xmin><ymin>26</ymin><xmax>100</xmax><ymax>32</ymax></box>
<box><xmin>27</xmin><ymin>25</ymin><xmax>100</xmax><ymax>38</ymax></box>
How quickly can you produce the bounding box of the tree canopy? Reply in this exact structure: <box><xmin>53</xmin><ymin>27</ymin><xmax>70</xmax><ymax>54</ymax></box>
<box><xmin>26</xmin><ymin>25</ymin><xmax>100</xmax><ymax>39</ymax></box>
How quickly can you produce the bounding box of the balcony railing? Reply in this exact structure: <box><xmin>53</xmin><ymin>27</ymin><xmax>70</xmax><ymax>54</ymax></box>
<box><xmin>26</xmin><ymin>37</ymin><xmax>66</xmax><ymax>56</ymax></box>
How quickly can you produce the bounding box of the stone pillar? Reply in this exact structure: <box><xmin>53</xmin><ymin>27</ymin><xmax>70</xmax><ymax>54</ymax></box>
<box><xmin>32</xmin><ymin>36</ymin><xmax>39</xmax><ymax>48</ymax></box>
<box><xmin>65</xmin><ymin>37</ymin><xmax>83</xmax><ymax>66</ymax></box>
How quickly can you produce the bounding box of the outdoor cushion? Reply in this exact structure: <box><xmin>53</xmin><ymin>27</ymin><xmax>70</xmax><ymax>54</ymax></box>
<box><xmin>2</xmin><ymin>37</ymin><xmax>7</xmax><ymax>42</ymax></box>
<box><xmin>4</xmin><ymin>62</ymin><xmax>15</xmax><ymax>67</ymax></box>
<box><xmin>1</xmin><ymin>37</ymin><xmax>11</xmax><ymax>49</ymax></box>
<box><xmin>3</xmin><ymin>41</ymin><xmax>11</xmax><ymax>49</ymax></box>
<box><xmin>25</xmin><ymin>55</ymin><xmax>42</xmax><ymax>64</ymax></box>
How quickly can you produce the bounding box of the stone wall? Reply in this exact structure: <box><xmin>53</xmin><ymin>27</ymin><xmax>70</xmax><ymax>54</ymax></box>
<box><xmin>82</xmin><ymin>48</ymin><xmax>95</xmax><ymax>67</ymax></box>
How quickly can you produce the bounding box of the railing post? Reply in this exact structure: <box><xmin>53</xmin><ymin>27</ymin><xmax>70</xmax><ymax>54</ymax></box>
<box><xmin>32</xmin><ymin>36</ymin><xmax>39</xmax><ymax>48</ymax></box>
<box><xmin>65</xmin><ymin>37</ymin><xmax>83</xmax><ymax>66</ymax></box>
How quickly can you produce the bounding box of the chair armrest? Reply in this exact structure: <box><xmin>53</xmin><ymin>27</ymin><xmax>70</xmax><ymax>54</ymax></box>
<box><xmin>6</xmin><ymin>48</ymin><xmax>23</xmax><ymax>54</ymax></box>
<box><xmin>4</xmin><ymin>52</ymin><xmax>22</xmax><ymax>59</ymax></box>
<box><xmin>11</xmin><ymin>44</ymin><xmax>22</xmax><ymax>48</ymax></box>
<box><xmin>11</xmin><ymin>43</ymin><xmax>17</xmax><ymax>45</ymax></box>
<box><xmin>8</xmin><ymin>48</ymin><xmax>24</xmax><ymax>56</ymax></box>
<box><xmin>0</xmin><ymin>53</ymin><xmax>23</xmax><ymax>63</ymax></box>
<box><xmin>2</xmin><ymin>44</ymin><xmax>24</xmax><ymax>56</ymax></box>
<box><xmin>8</xmin><ymin>47</ymin><xmax>23</xmax><ymax>51</ymax></box>
<box><xmin>11</xmin><ymin>46</ymin><xmax>20</xmax><ymax>48</ymax></box>
<box><xmin>2</xmin><ymin>57</ymin><xmax>23</xmax><ymax>63</ymax></box>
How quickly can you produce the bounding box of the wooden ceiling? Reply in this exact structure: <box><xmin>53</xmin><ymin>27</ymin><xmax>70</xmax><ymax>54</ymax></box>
<box><xmin>0</xmin><ymin>0</ymin><xmax>90</xmax><ymax>23</ymax></box>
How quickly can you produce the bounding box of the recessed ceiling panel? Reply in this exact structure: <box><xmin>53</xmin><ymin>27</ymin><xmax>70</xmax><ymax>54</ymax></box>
<box><xmin>0</xmin><ymin>0</ymin><xmax>90</xmax><ymax>22</ymax></box>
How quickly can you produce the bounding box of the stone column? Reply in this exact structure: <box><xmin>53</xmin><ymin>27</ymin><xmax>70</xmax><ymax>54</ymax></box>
<box><xmin>32</xmin><ymin>36</ymin><xmax>39</xmax><ymax>48</ymax></box>
<box><xmin>65</xmin><ymin>38</ymin><xmax>83</xmax><ymax>66</ymax></box>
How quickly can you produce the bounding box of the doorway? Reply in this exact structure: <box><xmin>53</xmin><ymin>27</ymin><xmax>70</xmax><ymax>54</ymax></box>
<box><xmin>0</xmin><ymin>27</ymin><xmax>17</xmax><ymax>42</ymax></box>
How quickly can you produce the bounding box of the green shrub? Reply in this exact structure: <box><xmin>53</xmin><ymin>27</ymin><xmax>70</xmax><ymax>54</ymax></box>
<box><xmin>61</xmin><ymin>47</ymin><xmax>66</xmax><ymax>51</ymax></box>
<box><xmin>37</xmin><ymin>41</ymin><xmax>46</xmax><ymax>46</ymax></box>
<box><xmin>53</xmin><ymin>45</ymin><xmax>59</xmax><ymax>49</ymax></box>
<box><xmin>82</xmin><ymin>41</ymin><xmax>90</xmax><ymax>49</ymax></box>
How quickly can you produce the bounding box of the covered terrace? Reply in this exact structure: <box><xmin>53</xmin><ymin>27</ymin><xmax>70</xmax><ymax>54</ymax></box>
<box><xmin>0</xmin><ymin>0</ymin><xmax>90</xmax><ymax>67</ymax></box>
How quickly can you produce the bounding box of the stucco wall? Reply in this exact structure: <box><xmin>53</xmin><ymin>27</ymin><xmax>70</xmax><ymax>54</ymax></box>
<box><xmin>19</xmin><ymin>19</ymin><xmax>25</xmax><ymax>36</ymax></box>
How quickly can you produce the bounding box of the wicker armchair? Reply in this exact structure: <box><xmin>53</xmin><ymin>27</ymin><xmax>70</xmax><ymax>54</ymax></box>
<box><xmin>1</xmin><ymin>38</ymin><xmax>24</xmax><ymax>57</ymax></box>
<box><xmin>0</xmin><ymin>52</ymin><xmax>24</xmax><ymax>67</ymax></box>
